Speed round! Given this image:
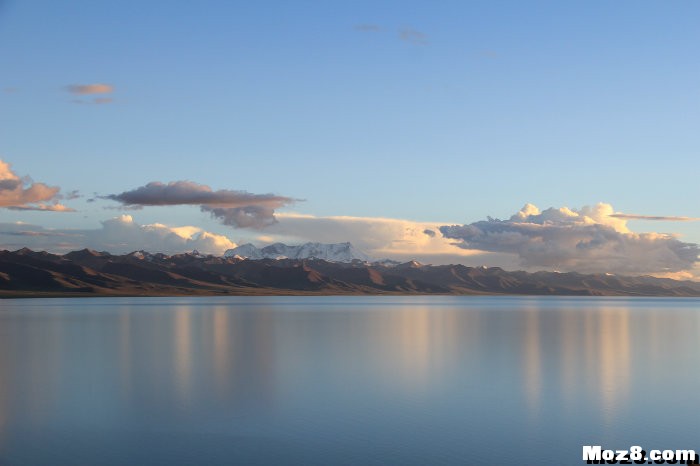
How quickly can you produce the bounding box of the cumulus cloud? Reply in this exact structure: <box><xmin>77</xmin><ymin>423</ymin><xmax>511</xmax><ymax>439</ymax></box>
<box><xmin>439</xmin><ymin>203</ymin><xmax>700</xmax><ymax>275</ymax></box>
<box><xmin>0</xmin><ymin>215</ymin><xmax>236</xmax><ymax>255</ymax></box>
<box><xmin>0</xmin><ymin>159</ymin><xmax>71</xmax><ymax>211</ymax></box>
<box><xmin>66</xmin><ymin>83</ymin><xmax>113</xmax><ymax>95</ymax></box>
<box><xmin>254</xmin><ymin>213</ymin><xmax>505</xmax><ymax>265</ymax></box>
<box><xmin>105</xmin><ymin>181</ymin><xmax>294</xmax><ymax>229</ymax></box>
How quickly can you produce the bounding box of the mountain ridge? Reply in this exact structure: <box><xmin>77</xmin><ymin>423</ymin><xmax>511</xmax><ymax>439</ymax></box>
<box><xmin>224</xmin><ymin>242</ymin><xmax>373</xmax><ymax>263</ymax></box>
<box><xmin>1</xmin><ymin>248</ymin><xmax>699</xmax><ymax>297</ymax></box>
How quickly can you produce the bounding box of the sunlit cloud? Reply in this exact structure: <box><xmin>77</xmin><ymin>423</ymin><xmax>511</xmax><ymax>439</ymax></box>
<box><xmin>0</xmin><ymin>159</ymin><xmax>71</xmax><ymax>211</ymax></box>
<box><xmin>0</xmin><ymin>215</ymin><xmax>236</xmax><ymax>255</ymax></box>
<box><xmin>440</xmin><ymin>203</ymin><xmax>700</xmax><ymax>275</ymax></box>
<box><xmin>7</xmin><ymin>203</ymin><xmax>75</xmax><ymax>212</ymax></box>
<box><xmin>256</xmin><ymin>212</ymin><xmax>504</xmax><ymax>265</ymax></box>
<box><xmin>66</xmin><ymin>83</ymin><xmax>114</xmax><ymax>95</ymax></box>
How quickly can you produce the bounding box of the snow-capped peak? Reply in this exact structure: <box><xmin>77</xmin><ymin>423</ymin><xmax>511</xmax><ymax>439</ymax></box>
<box><xmin>223</xmin><ymin>242</ymin><xmax>373</xmax><ymax>263</ymax></box>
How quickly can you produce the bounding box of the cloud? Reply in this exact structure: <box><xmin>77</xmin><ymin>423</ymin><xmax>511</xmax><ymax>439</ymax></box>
<box><xmin>252</xmin><ymin>212</ymin><xmax>504</xmax><ymax>265</ymax></box>
<box><xmin>0</xmin><ymin>229</ymin><xmax>76</xmax><ymax>238</ymax></box>
<box><xmin>609</xmin><ymin>213</ymin><xmax>700</xmax><ymax>222</ymax></box>
<box><xmin>354</xmin><ymin>24</ymin><xmax>381</xmax><ymax>32</ymax></box>
<box><xmin>399</xmin><ymin>28</ymin><xmax>428</xmax><ymax>45</ymax></box>
<box><xmin>0</xmin><ymin>159</ymin><xmax>70</xmax><ymax>211</ymax></box>
<box><xmin>105</xmin><ymin>181</ymin><xmax>295</xmax><ymax>229</ymax></box>
<box><xmin>66</xmin><ymin>83</ymin><xmax>113</xmax><ymax>95</ymax></box>
<box><xmin>6</xmin><ymin>203</ymin><xmax>75</xmax><ymax>212</ymax></box>
<box><xmin>439</xmin><ymin>203</ymin><xmax>700</xmax><ymax>275</ymax></box>
<box><xmin>0</xmin><ymin>215</ymin><xmax>236</xmax><ymax>255</ymax></box>
<box><xmin>202</xmin><ymin>205</ymin><xmax>279</xmax><ymax>229</ymax></box>
<box><xmin>62</xmin><ymin>190</ymin><xmax>81</xmax><ymax>200</ymax></box>
<box><xmin>106</xmin><ymin>181</ymin><xmax>289</xmax><ymax>207</ymax></box>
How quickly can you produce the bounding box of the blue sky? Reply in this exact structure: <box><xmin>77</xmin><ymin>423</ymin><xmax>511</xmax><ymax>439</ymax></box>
<box><xmin>1</xmin><ymin>0</ymin><xmax>698</xmax><ymax>276</ymax></box>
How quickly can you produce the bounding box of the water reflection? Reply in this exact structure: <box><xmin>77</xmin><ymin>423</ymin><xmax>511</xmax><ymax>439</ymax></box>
<box><xmin>119</xmin><ymin>310</ymin><xmax>132</xmax><ymax>399</ymax></box>
<box><xmin>517</xmin><ymin>303</ymin><xmax>633</xmax><ymax>423</ymax></box>
<box><xmin>368</xmin><ymin>305</ymin><xmax>460</xmax><ymax>389</ymax></box>
<box><xmin>522</xmin><ymin>307</ymin><xmax>542</xmax><ymax>416</ymax></box>
<box><xmin>173</xmin><ymin>309</ymin><xmax>193</xmax><ymax>405</ymax></box>
<box><xmin>212</xmin><ymin>307</ymin><xmax>232</xmax><ymax>396</ymax></box>
<box><xmin>559</xmin><ymin>307</ymin><xmax>578</xmax><ymax>410</ymax></box>
<box><xmin>597</xmin><ymin>307</ymin><xmax>630</xmax><ymax>424</ymax></box>
<box><xmin>0</xmin><ymin>297</ymin><xmax>699</xmax><ymax>465</ymax></box>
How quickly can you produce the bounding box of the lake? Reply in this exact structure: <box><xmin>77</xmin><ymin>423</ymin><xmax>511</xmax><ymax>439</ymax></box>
<box><xmin>0</xmin><ymin>296</ymin><xmax>699</xmax><ymax>465</ymax></box>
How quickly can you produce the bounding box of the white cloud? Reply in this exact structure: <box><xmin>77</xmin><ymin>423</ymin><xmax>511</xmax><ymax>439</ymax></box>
<box><xmin>0</xmin><ymin>215</ymin><xmax>236</xmax><ymax>255</ymax></box>
<box><xmin>256</xmin><ymin>212</ymin><xmax>506</xmax><ymax>265</ymax></box>
<box><xmin>440</xmin><ymin>203</ymin><xmax>700</xmax><ymax>275</ymax></box>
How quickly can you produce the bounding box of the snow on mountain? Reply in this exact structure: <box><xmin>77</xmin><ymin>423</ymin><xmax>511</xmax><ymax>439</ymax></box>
<box><xmin>225</xmin><ymin>243</ymin><xmax>265</xmax><ymax>260</ymax></box>
<box><xmin>224</xmin><ymin>242</ymin><xmax>373</xmax><ymax>263</ymax></box>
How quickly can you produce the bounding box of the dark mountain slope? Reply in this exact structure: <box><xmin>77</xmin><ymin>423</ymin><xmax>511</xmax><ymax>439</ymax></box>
<box><xmin>1</xmin><ymin>249</ymin><xmax>699</xmax><ymax>297</ymax></box>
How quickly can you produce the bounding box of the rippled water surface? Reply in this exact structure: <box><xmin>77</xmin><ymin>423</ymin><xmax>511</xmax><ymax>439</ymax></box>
<box><xmin>1</xmin><ymin>296</ymin><xmax>699</xmax><ymax>465</ymax></box>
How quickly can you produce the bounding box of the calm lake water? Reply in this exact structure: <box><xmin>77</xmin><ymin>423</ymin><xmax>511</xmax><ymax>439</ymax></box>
<box><xmin>0</xmin><ymin>296</ymin><xmax>699</xmax><ymax>465</ymax></box>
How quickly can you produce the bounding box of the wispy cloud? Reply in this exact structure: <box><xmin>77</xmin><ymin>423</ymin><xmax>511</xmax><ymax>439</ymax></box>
<box><xmin>0</xmin><ymin>229</ymin><xmax>77</xmax><ymax>238</ymax></box>
<box><xmin>7</xmin><ymin>203</ymin><xmax>75</xmax><ymax>212</ymax></box>
<box><xmin>439</xmin><ymin>203</ymin><xmax>700</xmax><ymax>275</ymax></box>
<box><xmin>62</xmin><ymin>190</ymin><xmax>81</xmax><ymax>200</ymax></box>
<box><xmin>66</xmin><ymin>83</ymin><xmax>114</xmax><ymax>95</ymax></box>
<box><xmin>399</xmin><ymin>28</ymin><xmax>428</xmax><ymax>45</ymax></box>
<box><xmin>105</xmin><ymin>181</ymin><xmax>295</xmax><ymax>229</ymax></box>
<box><xmin>0</xmin><ymin>159</ymin><xmax>72</xmax><ymax>211</ymax></box>
<box><xmin>610</xmin><ymin>213</ymin><xmax>700</xmax><ymax>221</ymax></box>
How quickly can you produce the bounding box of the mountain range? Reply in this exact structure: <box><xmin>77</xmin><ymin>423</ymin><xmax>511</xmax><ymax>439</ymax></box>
<box><xmin>1</xmin><ymin>246</ymin><xmax>699</xmax><ymax>297</ymax></box>
<box><xmin>224</xmin><ymin>242</ymin><xmax>373</xmax><ymax>262</ymax></box>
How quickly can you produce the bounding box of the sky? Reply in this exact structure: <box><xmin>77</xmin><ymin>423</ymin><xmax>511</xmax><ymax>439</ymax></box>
<box><xmin>1</xmin><ymin>0</ymin><xmax>699</xmax><ymax>278</ymax></box>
